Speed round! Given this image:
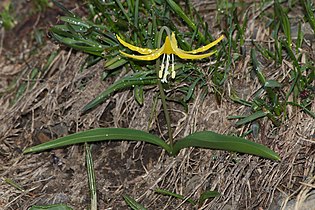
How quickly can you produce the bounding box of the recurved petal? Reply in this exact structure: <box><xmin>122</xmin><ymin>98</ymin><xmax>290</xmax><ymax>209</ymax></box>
<box><xmin>116</xmin><ymin>35</ymin><xmax>157</xmax><ymax>55</ymax></box>
<box><xmin>119</xmin><ymin>44</ymin><xmax>165</xmax><ymax>61</ymax></box>
<box><xmin>170</xmin><ymin>36</ymin><xmax>217</xmax><ymax>59</ymax></box>
<box><xmin>186</xmin><ymin>35</ymin><xmax>224</xmax><ymax>54</ymax></box>
<box><xmin>174</xmin><ymin>48</ymin><xmax>217</xmax><ymax>60</ymax></box>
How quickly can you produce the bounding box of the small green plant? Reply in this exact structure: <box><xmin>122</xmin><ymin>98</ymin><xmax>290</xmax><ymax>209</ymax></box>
<box><xmin>123</xmin><ymin>188</ymin><xmax>220</xmax><ymax>209</ymax></box>
<box><xmin>228</xmin><ymin>0</ymin><xmax>315</xmax><ymax>132</ymax></box>
<box><xmin>0</xmin><ymin>1</ymin><xmax>16</xmax><ymax>30</ymax></box>
<box><xmin>23</xmin><ymin>0</ymin><xmax>282</xmax><ymax>209</ymax></box>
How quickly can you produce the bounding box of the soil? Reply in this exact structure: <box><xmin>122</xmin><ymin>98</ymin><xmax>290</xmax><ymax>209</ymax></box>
<box><xmin>0</xmin><ymin>1</ymin><xmax>315</xmax><ymax>210</ymax></box>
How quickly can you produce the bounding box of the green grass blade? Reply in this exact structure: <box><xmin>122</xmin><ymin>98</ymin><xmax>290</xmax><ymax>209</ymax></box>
<box><xmin>3</xmin><ymin>178</ymin><xmax>25</xmax><ymax>192</ymax></box>
<box><xmin>29</xmin><ymin>204</ymin><xmax>73</xmax><ymax>210</ymax></box>
<box><xmin>85</xmin><ymin>144</ymin><xmax>97</xmax><ymax>210</ymax></box>
<box><xmin>23</xmin><ymin>128</ymin><xmax>172</xmax><ymax>154</ymax></box>
<box><xmin>104</xmin><ymin>56</ymin><xmax>128</xmax><ymax>70</ymax></box>
<box><xmin>134</xmin><ymin>85</ymin><xmax>144</xmax><ymax>105</ymax></box>
<box><xmin>166</xmin><ymin>0</ymin><xmax>204</xmax><ymax>41</ymax></box>
<box><xmin>198</xmin><ymin>191</ymin><xmax>220</xmax><ymax>204</ymax></box>
<box><xmin>59</xmin><ymin>16</ymin><xmax>91</xmax><ymax>28</ymax></box>
<box><xmin>154</xmin><ymin>188</ymin><xmax>196</xmax><ymax>205</ymax></box>
<box><xmin>264</xmin><ymin>80</ymin><xmax>282</xmax><ymax>88</ymax></box>
<box><xmin>82</xmin><ymin>73</ymin><xmax>157</xmax><ymax>113</ymax></box>
<box><xmin>235</xmin><ymin>110</ymin><xmax>268</xmax><ymax>126</ymax></box>
<box><xmin>115</xmin><ymin>0</ymin><xmax>131</xmax><ymax>22</ymax></box>
<box><xmin>288</xmin><ymin>102</ymin><xmax>315</xmax><ymax>118</ymax></box>
<box><xmin>184</xmin><ymin>77</ymin><xmax>201</xmax><ymax>102</ymax></box>
<box><xmin>51</xmin><ymin>0</ymin><xmax>75</xmax><ymax>17</ymax></box>
<box><xmin>301</xmin><ymin>0</ymin><xmax>315</xmax><ymax>34</ymax></box>
<box><xmin>123</xmin><ymin>195</ymin><xmax>147</xmax><ymax>210</ymax></box>
<box><xmin>172</xmin><ymin>131</ymin><xmax>280</xmax><ymax>160</ymax></box>
<box><xmin>274</xmin><ymin>0</ymin><xmax>292</xmax><ymax>47</ymax></box>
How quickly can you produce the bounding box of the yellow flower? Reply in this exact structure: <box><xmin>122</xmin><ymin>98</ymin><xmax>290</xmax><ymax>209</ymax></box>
<box><xmin>117</xmin><ymin>32</ymin><xmax>224</xmax><ymax>83</ymax></box>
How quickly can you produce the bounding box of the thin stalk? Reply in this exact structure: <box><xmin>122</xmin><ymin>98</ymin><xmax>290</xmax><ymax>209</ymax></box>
<box><xmin>156</xmin><ymin>26</ymin><xmax>174</xmax><ymax>149</ymax></box>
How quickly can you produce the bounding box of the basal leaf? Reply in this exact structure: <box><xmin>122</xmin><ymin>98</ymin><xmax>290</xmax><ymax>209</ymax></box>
<box><xmin>172</xmin><ymin>131</ymin><xmax>280</xmax><ymax>160</ymax></box>
<box><xmin>24</xmin><ymin>128</ymin><xmax>171</xmax><ymax>154</ymax></box>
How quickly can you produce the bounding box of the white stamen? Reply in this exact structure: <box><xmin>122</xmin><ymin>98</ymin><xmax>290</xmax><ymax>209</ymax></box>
<box><xmin>159</xmin><ymin>54</ymin><xmax>166</xmax><ymax>78</ymax></box>
<box><xmin>165</xmin><ymin>54</ymin><xmax>170</xmax><ymax>73</ymax></box>
<box><xmin>171</xmin><ymin>54</ymin><xmax>175</xmax><ymax>79</ymax></box>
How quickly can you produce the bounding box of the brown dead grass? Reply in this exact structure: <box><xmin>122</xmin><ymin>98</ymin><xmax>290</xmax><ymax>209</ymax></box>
<box><xmin>0</xmin><ymin>1</ymin><xmax>315</xmax><ymax>210</ymax></box>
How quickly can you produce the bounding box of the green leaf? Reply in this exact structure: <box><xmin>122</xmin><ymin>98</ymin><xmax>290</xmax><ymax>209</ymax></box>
<box><xmin>52</xmin><ymin>0</ymin><xmax>75</xmax><ymax>17</ymax></box>
<box><xmin>235</xmin><ymin>110</ymin><xmax>268</xmax><ymax>126</ymax></box>
<box><xmin>3</xmin><ymin>178</ymin><xmax>25</xmax><ymax>192</ymax></box>
<box><xmin>104</xmin><ymin>56</ymin><xmax>127</xmax><ymax>70</ymax></box>
<box><xmin>29</xmin><ymin>204</ymin><xmax>73</xmax><ymax>210</ymax></box>
<box><xmin>264</xmin><ymin>80</ymin><xmax>282</xmax><ymax>88</ymax></box>
<box><xmin>123</xmin><ymin>195</ymin><xmax>147</xmax><ymax>210</ymax></box>
<box><xmin>154</xmin><ymin>188</ymin><xmax>196</xmax><ymax>205</ymax></box>
<box><xmin>166</xmin><ymin>0</ymin><xmax>204</xmax><ymax>41</ymax></box>
<box><xmin>23</xmin><ymin>128</ymin><xmax>172</xmax><ymax>154</ymax></box>
<box><xmin>172</xmin><ymin>131</ymin><xmax>280</xmax><ymax>160</ymax></box>
<box><xmin>184</xmin><ymin>77</ymin><xmax>201</xmax><ymax>102</ymax></box>
<box><xmin>274</xmin><ymin>0</ymin><xmax>291</xmax><ymax>47</ymax></box>
<box><xmin>82</xmin><ymin>72</ymin><xmax>157</xmax><ymax>113</ymax></box>
<box><xmin>198</xmin><ymin>191</ymin><xmax>220</xmax><ymax>204</ymax></box>
<box><xmin>301</xmin><ymin>0</ymin><xmax>315</xmax><ymax>35</ymax></box>
<box><xmin>134</xmin><ymin>85</ymin><xmax>144</xmax><ymax>105</ymax></box>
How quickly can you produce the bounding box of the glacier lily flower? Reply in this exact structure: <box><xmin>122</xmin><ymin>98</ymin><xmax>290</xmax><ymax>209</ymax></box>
<box><xmin>116</xmin><ymin>32</ymin><xmax>224</xmax><ymax>83</ymax></box>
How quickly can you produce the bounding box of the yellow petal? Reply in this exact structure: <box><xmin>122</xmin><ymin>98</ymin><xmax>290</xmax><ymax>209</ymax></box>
<box><xmin>116</xmin><ymin>35</ymin><xmax>157</xmax><ymax>55</ymax></box>
<box><xmin>119</xmin><ymin>44</ymin><xmax>165</xmax><ymax>61</ymax></box>
<box><xmin>174</xmin><ymin>49</ymin><xmax>217</xmax><ymax>60</ymax></box>
<box><xmin>186</xmin><ymin>35</ymin><xmax>224</xmax><ymax>54</ymax></box>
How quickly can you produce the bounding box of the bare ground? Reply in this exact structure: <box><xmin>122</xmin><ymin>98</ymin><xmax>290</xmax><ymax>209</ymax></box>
<box><xmin>0</xmin><ymin>1</ymin><xmax>315</xmax><ymax>210</ymax></box>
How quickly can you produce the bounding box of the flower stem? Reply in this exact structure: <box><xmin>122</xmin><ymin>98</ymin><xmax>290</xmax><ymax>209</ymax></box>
<box><xmin>156</xmin><ymin>26</ymin><xmax>174</xmax><ymax>149</ymax></box>
<box><xmin>156</xmin><ymin>61</ymin><xmax>173</xmax><ymax>149</ymax></box>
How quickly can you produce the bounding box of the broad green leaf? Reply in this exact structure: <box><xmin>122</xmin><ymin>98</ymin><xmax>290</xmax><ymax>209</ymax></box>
<box><xmin>155</xmin><ymin>188</ymin><xmax>196</xmax><ymax>205</ymax></box>
<box><xmin>172</xmin><ymin>131</ymin><xmax>280</xmax><ymax>160</ymax></box>
<box><xmin>198</xmin><ymin>191</ymin><xmax>220</xmax><ymax>204</ymax></box>
<box><xmin>235</xmin><ymin>110</ymin><xmax>268</xmax><ymax>126</ymax></box>
<box><xmin>123</xmin><ymin>195</ymin><xmax>147</xmax><ymax>210</ymax></box>
<box><xmin>82</xmin><ymin>72</ymin><xmax>157</xmax><ymax>113</ymax></box>
<box><xmin>23</xmin><ymin>128</ymin><xmax>172</xmax><ymax>154</ymax></box>
<box><xmin>29</xmin><ymin>204</ymin><xmax>73</xmax><ymax>210</ymax></box>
